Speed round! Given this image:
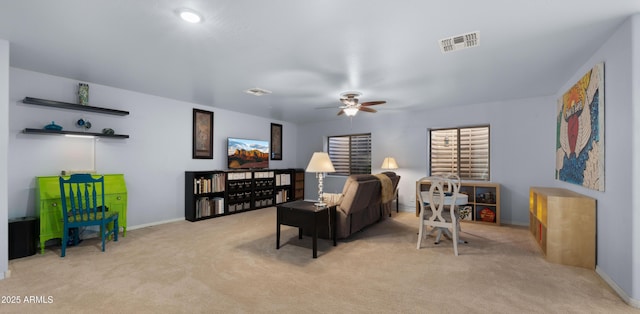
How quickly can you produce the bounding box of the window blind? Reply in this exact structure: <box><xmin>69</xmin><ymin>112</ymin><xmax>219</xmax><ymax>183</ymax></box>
<box><xmin>430</xmin><ymin>126</ymin><xmax>489</xmax><ymax>180</ymax></box>
<box><xmin>328</xmin><ymin>134</ymin><xmax>371</xmax><ymax>176</ymax></box>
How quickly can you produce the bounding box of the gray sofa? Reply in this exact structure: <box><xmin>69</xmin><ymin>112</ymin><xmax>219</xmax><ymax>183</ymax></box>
<box><xmin>323</xmin><ymin>172</ymin><xmax>400</xmax><ymax>239</ymax></box>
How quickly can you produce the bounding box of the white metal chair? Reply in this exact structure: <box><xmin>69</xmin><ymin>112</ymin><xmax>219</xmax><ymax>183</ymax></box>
<box><xmin>416</xmin><ymin>176</ymin><xmax>463</xmax><ymax>256</ymax></box>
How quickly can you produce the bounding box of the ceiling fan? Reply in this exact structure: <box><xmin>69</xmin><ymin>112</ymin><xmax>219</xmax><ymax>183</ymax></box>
<box><xmin>337</xmin><ymin>92</ymin><xmax>386</xmax><ymax>117</ymax></box>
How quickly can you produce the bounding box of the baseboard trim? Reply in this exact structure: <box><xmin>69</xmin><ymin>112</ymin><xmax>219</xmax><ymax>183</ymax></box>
<box><xmin>127</xmin><ymin>217</ymin><xmax>185</xmax><ymax>231</ymax></box>
<box><xmin>1</xmin><ymin>269</ymin><xmax>10</xmax><ymax>280</ymax></box>
<box><xmin>596</xmin><ymin>266</ymin><xmax>640</xmax><ymax>308</ymax></box>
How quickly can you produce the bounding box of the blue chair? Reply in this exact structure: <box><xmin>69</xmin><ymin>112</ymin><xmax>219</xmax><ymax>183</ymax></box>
<box><xmin>59</xmin><ymin>174</ymin><xmax>119</xmax><ymax>257</ymax></box>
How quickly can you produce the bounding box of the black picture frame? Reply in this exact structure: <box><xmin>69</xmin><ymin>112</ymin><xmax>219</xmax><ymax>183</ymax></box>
<box><xmin>270</xmin><ymin>123</ymin><xmax>282</xmax><ymax>160</ymax></box>
<box><xmin>193</xmin><ymin>109</ymin><xmax>214</xmax><ymax>159</ymax></box>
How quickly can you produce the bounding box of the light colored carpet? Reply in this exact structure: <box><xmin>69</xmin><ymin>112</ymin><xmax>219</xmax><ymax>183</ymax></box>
<box><xmin>0</xmin><ymin>207</ymin><xmax>637</xmax><ymax>313</ymax></box>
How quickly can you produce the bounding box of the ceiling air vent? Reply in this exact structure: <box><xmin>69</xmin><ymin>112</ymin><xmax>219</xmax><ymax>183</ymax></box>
<box><xmin>439</xmin><ymin>31</ymin><xmax>480</xmax><ymax>53</ymax></box>
<box><xmin>244</xmin><ymin>87</ymin><xmax>272</xmax><ymax>96</ymax></box>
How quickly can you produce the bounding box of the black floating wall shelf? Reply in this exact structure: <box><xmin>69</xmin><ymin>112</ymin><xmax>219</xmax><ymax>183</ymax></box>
<box><xmin>23</xmin><ymin>128</ymin><xmax>130</xmax><ymax>139</ymax></box>
<box><xmin>22</xmin><ymin>97</ymin><xmax>130</xmax><ymax>116</ymax></box>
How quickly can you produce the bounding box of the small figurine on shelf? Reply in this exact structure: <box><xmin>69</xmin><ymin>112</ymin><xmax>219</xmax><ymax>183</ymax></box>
<box><xmin>78</xmin><ymin>83</ymin><xmax>89</xmax><ymax>106</ymax></box>
<box><xmin>102</xmin><ymin>128</ymin><xmax>115</xmax><ymax>135</ymax></box>
<box><xmin>76</xmin><ymin>118</ymin><xmax>91</xmax><ymax>130</ymax></box>
<box><xmin>44</xmin><ymin>121</ymin><xmax>62</xmax><ymax>131</ymax></box>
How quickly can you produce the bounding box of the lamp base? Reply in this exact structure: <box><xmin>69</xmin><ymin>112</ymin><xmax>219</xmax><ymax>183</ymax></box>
<box><xmin>314</xmin><ymin>202</ymin><xmax>327</xmax><ymax>207</ymax></box>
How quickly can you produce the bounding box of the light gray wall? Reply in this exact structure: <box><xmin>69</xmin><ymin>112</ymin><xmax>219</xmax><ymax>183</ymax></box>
<box><xmin>632</xmin><ymin>14</ymin><xmax>640</xmax><ymax>305</ymax></box>
<box><xmin>297</xmin><ymin>15</ymin><xmax>640</xmax><ymax>303</ymax></box>
<box><xmin>552</xmin><ymin>15</ymin><xmax>635</xmax><ymax>302</ymax></box>
<box><xmin>298</xmin><ymin>95</ymin><xmax>555</xmax><ymax>225</ymax></box>
<box><xmin>7</xmin><ymin>68</ymin><xmax>299</xmax><ymax>226</ymax></box>
<box><xmin>1</xmin><ymin>39</ymin><xmax>9</xmax><ymax>279</ymax></box>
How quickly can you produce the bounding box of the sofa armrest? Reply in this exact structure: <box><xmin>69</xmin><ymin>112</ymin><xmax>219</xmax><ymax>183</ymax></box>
<box><xmin>322</xmin><ymin>193</ymin><xmax>343</xmax><ymax>206</ymax></box>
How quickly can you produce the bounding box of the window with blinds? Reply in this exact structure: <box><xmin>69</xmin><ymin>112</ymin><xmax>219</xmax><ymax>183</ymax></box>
<box><xmin>328</xmin><ymin>133</ymin><xmax>372</xmax><ymax>176</ymax></box>
<box><xmin>429</xmin><ymin>126</ymin><xmax>490</xmax><ymax>180</ymax></box>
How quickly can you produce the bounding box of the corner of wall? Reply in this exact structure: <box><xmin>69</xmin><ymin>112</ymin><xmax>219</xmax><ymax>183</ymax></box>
<box><xmin>631</xmin><ymin>12</ymin><xmax>640</xmax><ymax>304</ymax></box>
<box><xmin>596</xmin><ymin>266</ymin><xmax>640</xmax><ymax>308</ymax></box>
<box><xmin>0</xmin><ymin>38</ymin><xmax>10</xmax><ymax>280</ymax></box>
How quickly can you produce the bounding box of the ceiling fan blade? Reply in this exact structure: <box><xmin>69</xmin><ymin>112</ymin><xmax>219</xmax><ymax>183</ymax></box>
<box><xmin>337</xmin><ymin>109</ymin><xmax>345</xmax><ymax>116</ymax></box>
<box><xmin>359</xmin><ymin>107</ymin><xmax>377</xmax><ymax>113</ymax></box>
<box><xmin>360</xmin><ymin>101</ymin><xmax>386</xmax><ymax>106</ymax></box>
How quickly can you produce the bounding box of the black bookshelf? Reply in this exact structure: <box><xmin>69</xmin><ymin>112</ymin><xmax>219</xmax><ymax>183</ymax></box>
<box><xmin>185</xmin><ymin>171</ymin><xmax>226</xmax><ymax>221</ymax></box>
<box><xmin>185</xmin><ymin>169</ymin><xmax>303</xmax><ymax>222</ymax></box>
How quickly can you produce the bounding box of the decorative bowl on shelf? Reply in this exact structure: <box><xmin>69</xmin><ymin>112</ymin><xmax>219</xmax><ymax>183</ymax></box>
<box><xmin>44</xmin><ymin>121</ymin><xmax>62</xmax><ymax>131</ymax></box>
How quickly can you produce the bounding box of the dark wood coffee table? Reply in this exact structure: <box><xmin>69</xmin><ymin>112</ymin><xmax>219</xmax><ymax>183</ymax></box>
<box><xmin>276</xmin><ymin>200</ymin><xmax>337</xmax><ymax>258</ymax></box>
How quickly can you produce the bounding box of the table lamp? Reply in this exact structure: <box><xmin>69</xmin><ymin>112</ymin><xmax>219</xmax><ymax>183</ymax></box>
<box><xmin>306</xmin><ymin>152</ymin><xmax>335</xmax><ymax>206</ymax></box>
<box><xmin>381</xmin><ymin>157</ymin><xmax>399</xmax><ymax>170</ymax></box>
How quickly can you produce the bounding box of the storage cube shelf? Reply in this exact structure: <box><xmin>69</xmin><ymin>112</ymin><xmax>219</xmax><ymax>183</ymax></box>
<box><xmin>529</xmin><ymin>187</ymin><xmax>596</xmax><ymax>269</ymax></box>
<box><xmin>416</xmin><ymin>180</ymin><xmax>501</xmax><ymax>225</ymax></box>
<box><xmin>185</xmin><ymin>168</ymin><xmax>304</xmax><ymax>222</ymax></box>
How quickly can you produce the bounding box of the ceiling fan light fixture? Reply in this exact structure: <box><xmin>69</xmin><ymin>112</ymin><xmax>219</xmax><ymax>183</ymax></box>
<box><xmin>340</xmin><ymin>91</ymin><xmax>362</xmax><ymax>99</ymax></box>
<box><xmin>344</xmin><ymin>107</ymin><xmax>359</xmax><ymax>116</ymax></box>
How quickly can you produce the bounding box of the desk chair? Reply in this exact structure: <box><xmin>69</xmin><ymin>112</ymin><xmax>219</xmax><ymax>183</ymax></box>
<box><xmin>59</xmin><ymin>174</ymin><xmax>119</xmax><ymax>257</ymax></box>
<box><xmin>416</xmin><ymin>176</ymin><xmax>463</xmax><ymax>256</ymax></box>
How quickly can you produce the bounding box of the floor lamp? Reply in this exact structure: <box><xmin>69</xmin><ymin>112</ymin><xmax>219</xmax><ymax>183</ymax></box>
<box><xmin>305</xmin><ymin>152</ymin><xmax>335</xmax><ymax>207</ymax></box>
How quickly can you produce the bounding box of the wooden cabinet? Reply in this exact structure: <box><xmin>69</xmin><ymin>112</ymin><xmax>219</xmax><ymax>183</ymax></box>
<box><xmin>416</xmin><ymin>180</ymin><xmax>501</xmax><ymax>225</ymax></box>
<box><xmin>529</xmin><ymin>187</ymin><xmax>596</xmax><ymax>269</ymax></box>
<box><xmin>36</xmin><ymin>174</ymin><xmax>128</xmax><ymax>253</ymax></box>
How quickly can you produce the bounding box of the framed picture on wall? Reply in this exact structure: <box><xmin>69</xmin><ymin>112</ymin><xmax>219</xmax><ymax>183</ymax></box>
<box><xmin>193</xmin><ymin>109</ymin><xmax>214</xmax><ymax>159</ymax></box>
<box><xmin>555</xmin><ymin>62</ymin><xmax>604</xmax><ymax>191</ymax></box>
<box><xmin>270</xmin><ymin>123</ymin><xmax>282</xmax><ymax>160</ymax></box>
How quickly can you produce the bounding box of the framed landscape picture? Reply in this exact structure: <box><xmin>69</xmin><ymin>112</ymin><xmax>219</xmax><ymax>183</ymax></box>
<box><xmin>270</xmin><ymin>123</ymin><xmax>282</xmax><ymax>160</ymax></box>
<box><xmin>193</xmin><ymin>109</ymin><xmax>214</xmax><ymax>159</ymax></box>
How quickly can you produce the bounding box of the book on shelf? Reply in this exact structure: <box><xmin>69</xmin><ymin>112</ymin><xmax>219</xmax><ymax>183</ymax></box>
<box><xmin>276</xmin><ymin>189</ymin><xmax>289</xmax><ymax>203</ymax></box>
<box><xmin>193</xmin><ymin>173</ymin><xmax>226</xmax><ymax>194</ymax></box>
<box><xmin>275</xmin><ymin>173</ymin><xmax>291</xmax><ymax>186</ymax></box>
<box><xmin>195</xmin><ymin>196</ymin><xmax>225</xmax><ymax>218</ymax></box>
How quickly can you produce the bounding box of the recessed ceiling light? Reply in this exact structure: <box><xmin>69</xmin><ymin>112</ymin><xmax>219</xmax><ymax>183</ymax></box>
<box><xmin>177</xmin><ymin>9</ymin><xmax>202</xmax><ymax>23</ymax></box>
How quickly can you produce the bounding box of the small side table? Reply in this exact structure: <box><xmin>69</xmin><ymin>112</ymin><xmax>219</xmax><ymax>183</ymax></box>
<box><xmin>276</xmin><ymin>200</ymin><xmax>337</xmax><ymax>258</ymax></box>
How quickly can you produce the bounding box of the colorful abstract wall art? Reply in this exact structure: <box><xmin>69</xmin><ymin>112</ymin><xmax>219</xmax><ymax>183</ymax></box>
<box><xmin>556</xmin><ymin>63</ymin><xmax>604</xmax><ymax>191</ymax></box>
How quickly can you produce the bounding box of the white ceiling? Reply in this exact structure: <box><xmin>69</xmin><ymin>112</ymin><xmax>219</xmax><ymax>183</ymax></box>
<box><xmin>1</xmin><ymin>1</ymin><xmax>639</xmax><ymax>124</ymax></box>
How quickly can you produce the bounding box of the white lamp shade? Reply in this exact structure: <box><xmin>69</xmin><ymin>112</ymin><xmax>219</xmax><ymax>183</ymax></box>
<box><xmin>381</xmin><ymin>157</ymin><xmax>398</xmax><ymax>169</ymax></box>
<box><xmin>306</xmin><ymin>152</ymin><xmax>336</xmax><ymax>173</ymax></box>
